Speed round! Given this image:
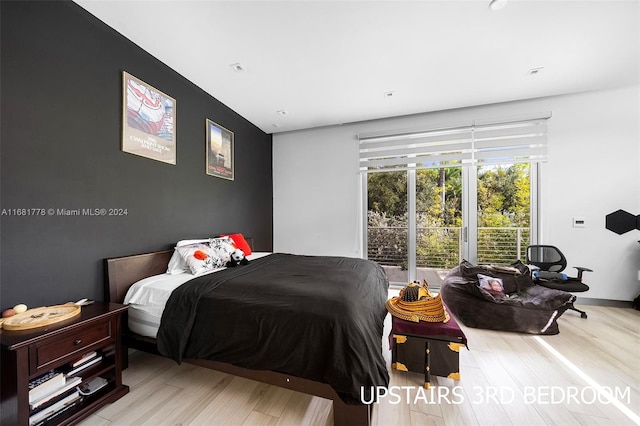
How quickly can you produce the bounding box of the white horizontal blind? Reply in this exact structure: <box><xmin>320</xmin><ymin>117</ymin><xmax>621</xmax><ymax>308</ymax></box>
<box><xmin>359</xmin><ymin>114</ymin><xmax>549</xmax><ymax>172</ymax></box>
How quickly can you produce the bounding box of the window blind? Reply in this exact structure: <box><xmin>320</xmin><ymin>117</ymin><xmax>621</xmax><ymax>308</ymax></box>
<box><xmin>358</xmin><ymin>114</ymin><xmax>550</xmax><ymax>172</ymax></box>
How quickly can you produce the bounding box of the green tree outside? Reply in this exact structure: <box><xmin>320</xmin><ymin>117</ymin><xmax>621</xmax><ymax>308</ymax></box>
<box><xmin>367</xmin><ymin>163</ymin><xmax>530</xmax><ymax>268</ymax></box>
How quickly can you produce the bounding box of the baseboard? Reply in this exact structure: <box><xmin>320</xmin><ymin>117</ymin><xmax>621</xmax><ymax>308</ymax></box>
<box><xmin>573</xmin><ymin>297</ymin><xmax>634</xmax><ymax>308</ymax></box>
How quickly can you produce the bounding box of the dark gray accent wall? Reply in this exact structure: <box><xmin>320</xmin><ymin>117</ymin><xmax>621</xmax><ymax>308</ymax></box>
<box><xmin>0</xmin><ymin>1</ymin><xmax>273</xmax><ymax>309</ymax></box>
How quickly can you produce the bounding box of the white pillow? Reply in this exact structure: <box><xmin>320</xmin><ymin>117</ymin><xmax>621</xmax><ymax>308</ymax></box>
<box><xmin>176</xmin><ymin>243</ymin><xmax>227</xmax><ymax>275</ymax></box>
<box><xmin>166</xmin><ymin>238</ymin><xmax>211</xmax><ymax>274</ymax></box>
<box><xmin>208</xmin><ymin>237</ymin><xmax>236</xmax><ymax>265</ymax></box>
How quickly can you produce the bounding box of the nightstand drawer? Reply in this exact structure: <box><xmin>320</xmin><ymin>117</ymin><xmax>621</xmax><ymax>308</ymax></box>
<box><xmin>30</xmin><ymin>319</ymin><xmax>113</xmax><ymax>374</ymax></box>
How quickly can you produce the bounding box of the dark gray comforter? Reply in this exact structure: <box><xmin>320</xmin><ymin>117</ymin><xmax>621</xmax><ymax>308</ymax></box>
<box><xmin>157</xmin><ymin>253</ymin><xmax>390</xmax><ymax>404</ymax></box>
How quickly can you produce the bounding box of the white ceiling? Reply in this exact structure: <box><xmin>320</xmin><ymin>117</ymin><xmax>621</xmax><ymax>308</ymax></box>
<box><xmin>75</xmin><ymin>0</ymin><xmax>639</xmax><ymax>134</ymax></box>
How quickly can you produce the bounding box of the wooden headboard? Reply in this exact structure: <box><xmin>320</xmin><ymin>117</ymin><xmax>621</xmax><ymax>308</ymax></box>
<box><xmin>105</xmin><ymin>250</ymin><xmax>173</xmax><ymax>304</ymax></box>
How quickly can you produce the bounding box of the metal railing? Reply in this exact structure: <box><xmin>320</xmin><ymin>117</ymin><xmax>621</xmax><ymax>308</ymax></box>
<box><xmin>367</xmin><ymin>226</ymin><xmax>529</xmax><ymax>269</ymax></box>
<box><xmin>477</xmin><ymin>227</ymin><xmax>530</xmax><ymax>264</ymax></box>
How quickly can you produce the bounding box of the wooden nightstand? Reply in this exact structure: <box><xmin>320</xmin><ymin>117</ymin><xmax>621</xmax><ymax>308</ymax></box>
<box><xmin>1</xmin><ymin>302</ymin><xmax>129</xmax><ymax>425</ymax></box>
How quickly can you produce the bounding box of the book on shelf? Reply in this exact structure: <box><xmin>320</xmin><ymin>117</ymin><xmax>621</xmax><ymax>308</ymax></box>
<box><xmin>29</xmin><ymin>391</ymin><xmax>81</xmax><ymax>426</ymax></box>
<box><xmin>30</xmin><ymin>398</ymin><xmax>81</xmax><ymax>426</ymax></box>
<box><xmin>64</xmin><ymin>354</ymin><xmax>103</xmax><ymax>377</ymax></box>
<box><xmin>28</xmin><ymin>371</ymin><xmax>65</xmax><ymax>404</ymax></box>
<box><xmin>29</xmin><ymin>376</ymin><xmax>82</xmax><ymax>411</ymax></box>
<box><xmin>70</xmin><ymin>350</ymin><xmax>98</xmax><ymax>368</ymax></box>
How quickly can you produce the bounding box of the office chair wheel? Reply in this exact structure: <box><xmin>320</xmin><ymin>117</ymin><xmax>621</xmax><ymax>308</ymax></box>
<box><xmin>581</xmin><ymin>312</ymin><xmax>587</xmax><ymax>319</ymax></box>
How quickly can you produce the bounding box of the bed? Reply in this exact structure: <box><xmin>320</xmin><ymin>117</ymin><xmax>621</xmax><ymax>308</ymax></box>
<box><xmin>105</xmin><ymin>240</ymin><xmax>390</xmax><ymax>425</ymax></box>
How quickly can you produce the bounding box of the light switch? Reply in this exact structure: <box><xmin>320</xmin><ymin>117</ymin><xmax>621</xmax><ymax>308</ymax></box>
<box><xmin>573</xmin><ymin>217</ymin><xmax>586</xmax><ymax>228</ymax></box>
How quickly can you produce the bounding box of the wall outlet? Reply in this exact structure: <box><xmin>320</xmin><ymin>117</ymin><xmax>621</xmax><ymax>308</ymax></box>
<box><xmin>573</xmin><ymin>217</ymin><xmax>586</xmax><ymax>228</ymax></box>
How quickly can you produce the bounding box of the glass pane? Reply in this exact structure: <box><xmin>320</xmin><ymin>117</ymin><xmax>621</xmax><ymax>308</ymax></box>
<box><xmin>477</xmin><ymin>163</ymin><xmax>531</xmax><ymax>264</ymax></box>
<box><xmin>367</xmin><ymin>171</ymin><xmax>408</xmax><ymax>283</ymax></box>
<box><xmin>416</xmin><ymin>167</ymin><xmax>462</xmax><ymax>281</ymax></box>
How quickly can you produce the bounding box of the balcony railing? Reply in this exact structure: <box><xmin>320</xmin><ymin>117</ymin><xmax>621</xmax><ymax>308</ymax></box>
<box><xmin>367</xmin><ymin>226</ymin><xmax>530</xmax><ymax>269</ymax></box>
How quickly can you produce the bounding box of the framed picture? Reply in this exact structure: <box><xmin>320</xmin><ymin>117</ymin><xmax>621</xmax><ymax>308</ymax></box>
<box><xmin>206</xmin><ymin>119</ymin><xmax>234</xmax><ymax>180</ymax></box>
<box><xmin>122</xmin><ymin>71</ymin><xmax>176</xmax><ymax>164</ymax></box>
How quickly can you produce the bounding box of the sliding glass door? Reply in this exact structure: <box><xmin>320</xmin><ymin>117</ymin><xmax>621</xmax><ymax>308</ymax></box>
<box><xmin>476</xmin><ymin>163</ymin><xmax>532</xmax><ymax>264</ymax></box>
<box><xmin>366</xmin><ymin>171</ymin><xmax>409</xmax><ymax>283</ymax></box>
<box><xmin>360</xmin><ymin>115</ymin><xmax>547</xmax><ymax>285</ymax></box>
<box><xmin>365</xmin><ymin>163</ymin><xmax>535</xmax><ymax>285</ymax></box>
<box><xmin>415</xmin><ymin>167</ymin><xmax>463</xmax><ymax>283</ymax></box>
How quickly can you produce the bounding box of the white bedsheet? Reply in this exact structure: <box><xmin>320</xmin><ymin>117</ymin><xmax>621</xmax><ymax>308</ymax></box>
<box><xmin>124</xmin><ymin>252</ymin><xmax>271</xmax><ymax>337</ymax></box>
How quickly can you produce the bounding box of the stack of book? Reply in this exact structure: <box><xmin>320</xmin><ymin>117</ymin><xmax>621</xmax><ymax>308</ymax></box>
<box><xmin>28</xmin><ymin>373</ymin><xmax>82</xmax><ymax>425</ymax></box>
<box><xmin>27</xmin><ymin>351</ymin><xmax>104</xmax><ymax>425</ymax></box>
<box><xmin>63</xmin><ymin>351</ymin><xmax>102</xmax><ymax>377</ymax></box>
<box><xmin>29</xmin><ymin>388</ymin><xmax>82</xmax><ymax>426</ymax></box>
<box><xmin>28</xmin><ymin>371</ymin><xmax>65</xmax><ymax>404</ymax></box>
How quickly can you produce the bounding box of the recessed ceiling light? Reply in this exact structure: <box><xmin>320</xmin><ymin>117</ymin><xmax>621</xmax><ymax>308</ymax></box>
<box><xmin>229</xmin><ymin>63</ymin><xmax>246</xmax><ymax>72</ymax></box>
<box><xmin>489</xmin><ymin>0</ymin><xmax>508</xmax><ymax>11</ymax></box>
<box><xmin>528</xmin><ymin>67</ymin><xmax>544</xmax><ymax>75</ymax></box>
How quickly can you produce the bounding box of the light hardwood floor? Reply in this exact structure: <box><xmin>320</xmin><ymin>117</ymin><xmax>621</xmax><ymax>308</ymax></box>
<box><xmin>80</xmin><ymin>305</ymin><xmax>639</xmax><ymax>426</ymax></box>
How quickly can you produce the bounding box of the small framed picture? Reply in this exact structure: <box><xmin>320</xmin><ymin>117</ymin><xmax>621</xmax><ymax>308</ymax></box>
<box><xmin>206</xmin><ymin>119</ymin><xmax>234</xmax><ymax>180</ymax></box>
<box><xmin>122</xmin><ymin>71</ymin><xmax>176</xmax><ymax>164</ymax></box>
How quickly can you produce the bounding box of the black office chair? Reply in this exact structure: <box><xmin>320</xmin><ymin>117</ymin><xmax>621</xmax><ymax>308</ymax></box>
<box><xmin>525</xmin><ymin>245</ymin><xmax>591</xmax><ymax>318</ymax></box>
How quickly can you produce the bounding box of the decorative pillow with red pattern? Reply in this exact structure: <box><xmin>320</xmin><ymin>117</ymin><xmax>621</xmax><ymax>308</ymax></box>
<box><xmin>177</xmin><ymin>242</ymin><xmax>226</xmax><ymax>275</ymax></box>
<box><xmin>219</xmin><ymin>233</ymin><xmax>252</xmax><ymax>255</ymax></box>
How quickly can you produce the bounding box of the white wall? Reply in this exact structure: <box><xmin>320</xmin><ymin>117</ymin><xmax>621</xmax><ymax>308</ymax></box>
<box><xmin>273</xmin><ymin>85</ymin><xmax>640</xmax><ymax>301</ymax></box>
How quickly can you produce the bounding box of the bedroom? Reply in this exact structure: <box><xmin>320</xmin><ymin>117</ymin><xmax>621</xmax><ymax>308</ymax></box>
<box><xmin>1</xmin><ymin>0</ymin><xmax>638</xmax><ymax>425</ymax></box>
